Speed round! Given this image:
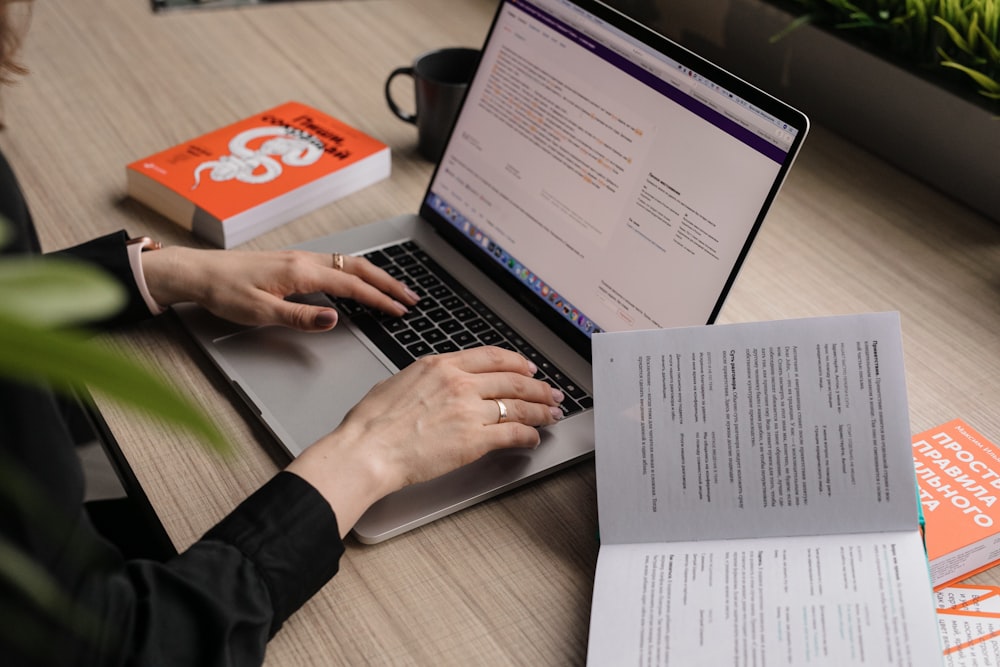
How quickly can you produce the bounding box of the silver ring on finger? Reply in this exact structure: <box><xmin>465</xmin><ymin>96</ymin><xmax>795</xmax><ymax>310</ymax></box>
<box><xmin>494</xmin><ymin>399</ymin><xmax>508</xmax><ymax>424</ymax></box>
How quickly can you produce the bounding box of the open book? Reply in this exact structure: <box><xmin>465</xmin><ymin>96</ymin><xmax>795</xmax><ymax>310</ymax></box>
<box><xmin>587</xmin><ymin>313</ymin><xmax>942</xmax><ymax>665</ymax></box>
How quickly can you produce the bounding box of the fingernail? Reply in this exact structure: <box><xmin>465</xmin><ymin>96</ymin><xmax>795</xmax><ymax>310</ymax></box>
<box><xmin>551</xmin><ymin>388</ymin><xmax>564</xmax><ymax>404</ymax></box>
<box><xmin>549</xmin><ymin>406</ymin><xmax>564</xmax><ymax>421</ymax></box>
<box><xmin>393</xmin><ymin>300</ymin><xmax>409</xmax><ymax>315</ymax></box>
<box><xmin>527</xmin><ymin>361</ymin><xmax>538</xmax><ymax>376</ymax></box>
<box><xmin>316</xmin><ymin>309</ymin><xmax>338</xmax><ymax>329</ymax></box>
<box><xmin>403</xmin><ymin>286</ymin><xmax>420</xmax><ymax>303</ymax></box>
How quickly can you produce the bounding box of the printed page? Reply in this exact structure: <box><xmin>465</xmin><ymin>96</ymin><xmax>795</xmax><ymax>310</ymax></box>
<box><xmin>592</xmin><ymin>312</ymin><xmax>916</xmax><ymax>545</ymax></box>
<box><xmin>937</xmin><ymin>609</ymin><xmax>1000</xmax><ymax>665</ymax></box>
<box><xmin>936</xmin><ymin>585</ymin><xmax>1000</xmax><ymax>612</ymax></box>
<box><xmin>587</xmin><ymin>530</ymin><xmax>942</xmax><ymax>666</ymax></box>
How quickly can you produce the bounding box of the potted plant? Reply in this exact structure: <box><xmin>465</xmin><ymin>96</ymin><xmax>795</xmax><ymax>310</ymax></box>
<box><xmin>606</xmin><ymin>0</ymin><xmax>1000</xmax><ymax>222</ymax></box>
<box><xmin>0</xmin><ymin>218</ymin><xmax>226</xmax><ymax>647</ymax></box>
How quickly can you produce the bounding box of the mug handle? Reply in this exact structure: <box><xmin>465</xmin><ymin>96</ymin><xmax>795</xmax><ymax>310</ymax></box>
<box><xmin>385</xmin><ymin>66</ymin><xmax>417</xmax><ymax>124</ymax></box>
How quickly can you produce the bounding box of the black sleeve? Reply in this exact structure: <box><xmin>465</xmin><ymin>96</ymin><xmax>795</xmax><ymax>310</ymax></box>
<box><xmin>0</xmin><ymin>377</ymin><xmax>345</xmax><ymax>666</ymax></box>
<box><xmin>109</xmin><ymin>472</ymin><xmax>345</xmax><ymax>665</ymax></box>
<box><xmin>51</xmin><ymin>230</ymin><xmax>154</xmax><ymax>329</ymax></box>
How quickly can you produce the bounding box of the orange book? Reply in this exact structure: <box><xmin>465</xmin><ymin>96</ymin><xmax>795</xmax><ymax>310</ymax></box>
<box><xmin>127</xmin><ymin>101</ymin><xmax>390</xmax><ymax>248</ymax></box>
<box><xmin>914</xmin><ymin>419</ymin><xmax>1000</xmax><ymax>589</ymax></box>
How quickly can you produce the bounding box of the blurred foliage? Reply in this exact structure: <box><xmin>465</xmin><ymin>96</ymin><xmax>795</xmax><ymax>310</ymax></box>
<box><xmin>774</xmin><ymin>0</ymin><xmax>1000</xmax><ymax>105</ymax></box>
<box><xmin>0</xmin><ymin>217</ymin><xmax>228</xmax><ymax>657</ymax></box>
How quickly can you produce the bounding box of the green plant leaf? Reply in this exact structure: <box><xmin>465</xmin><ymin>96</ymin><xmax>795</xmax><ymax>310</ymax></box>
<box><xmin>973</xmin><ymin>23</ymin><xmax>1000</xmax><ymax>62</ymax></box>
<box><xmin>941</xmin><ymin>58</ymin><xmax>1000</xmax><ymax>92</ymax></box>
<box><xmin>934</xmin><ymin>15</ymin><xmax>974</xmax><ymax>54</ymax></box>
<box><xmin>0</xmin><ymin>312</ymin><xmax>229</xmax><ymax>455</ymax></box>
<box><xmin>0</xmin><ymin>257</ymin><xmax>126</xmax><ymax>327</ymax></box>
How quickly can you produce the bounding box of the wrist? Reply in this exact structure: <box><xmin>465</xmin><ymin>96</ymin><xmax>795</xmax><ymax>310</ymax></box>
<box><xmin>141</xmin><ymin>245</ymin><xmax>202</xmax><ymax>308</ymax></box>
<box><xmin>286</xmin><ymin>428</ymin><xmax>394</xmax><ymax>537</ymax></box>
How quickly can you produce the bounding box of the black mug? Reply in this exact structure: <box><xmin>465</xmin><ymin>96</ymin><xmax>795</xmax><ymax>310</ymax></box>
<box><xmin>385</xmin><ymin>47</ymin><xmax>480</xmax><ymax>162</ymax></box>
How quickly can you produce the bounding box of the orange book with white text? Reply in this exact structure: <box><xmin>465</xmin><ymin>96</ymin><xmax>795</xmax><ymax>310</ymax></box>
<box><xmin>126</xmin><ymin>101</ymin><xmax>390</xmax><ymax>248</ymax></box>
<box><xmin>914</xmin><ymin>419</ymin><xmax>1000</xmax><ymax>589</ymax></box>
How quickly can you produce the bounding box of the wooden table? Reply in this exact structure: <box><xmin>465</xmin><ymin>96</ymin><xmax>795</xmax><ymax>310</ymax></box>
<box><xmin>3</xmin><ymin>0</ymin><xmax>999</xmax><ymax>663</ymax></box>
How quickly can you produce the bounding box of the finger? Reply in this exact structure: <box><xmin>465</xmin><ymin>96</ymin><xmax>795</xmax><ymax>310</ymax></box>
<box><xmin>487</xmin><ymin>422</ymin><xmax>544</xmax><ymax>450</ymax></box>
<box><xmin>268</xmin><ymin>298</ymin><xmax>339</xmax><ymax>332</ymax></box>
<box><xmin>484</xmin><ymin>397</ymin><xmax>562</xmax><ymax>427</ymax></box>
<box><xmin>341</xmin><ymin>255</ymin><xmax>420</xmax><ymax>306</ymax></box>
<box><xmin>482</xmin><ymin>374</ymin><xmax>564</xmax><ymax>408</ymax></box>
<box><xmin>328</xmin><ymin>271</ymin><xmax>410</xmax><ymax>317</ymax></box>
<box><xmin>463</xmin><ymin>362</ymin><xmax>563</xmax><ymax>405</ymax></box>
<box><xmin>436</xmin><ymin>345</ymin><xmax>538</xmax><ymax>377</ymax></box>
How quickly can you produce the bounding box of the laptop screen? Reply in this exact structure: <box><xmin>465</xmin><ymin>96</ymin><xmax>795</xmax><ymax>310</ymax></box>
<box><xmin>421</xmin><ymin>0</ymin><xmax>807</xmax><ymax>356</ymax></box>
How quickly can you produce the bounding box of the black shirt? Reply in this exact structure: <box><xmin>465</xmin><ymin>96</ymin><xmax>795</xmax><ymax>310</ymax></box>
<box><xmin>0</xmin><ymin>149</ymin><xmax>345</xmax><ymax>665</ymax></box>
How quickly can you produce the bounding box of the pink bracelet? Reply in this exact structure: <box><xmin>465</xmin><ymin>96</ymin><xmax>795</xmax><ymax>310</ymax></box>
<box><xmin>126</xmin><ymin>237</ymin><xmax>167</xmax><ymax>315</ymax></box>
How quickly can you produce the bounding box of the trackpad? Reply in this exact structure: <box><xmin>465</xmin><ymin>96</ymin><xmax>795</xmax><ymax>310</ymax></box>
<box><xmin>214</xmin><ymin>325</ymin><xmax>391</xmax><ymax>455</ymax></box>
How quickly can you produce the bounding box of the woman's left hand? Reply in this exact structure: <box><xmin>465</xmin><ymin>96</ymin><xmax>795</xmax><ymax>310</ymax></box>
<box><xmin>142</xmin><ymin>247</ymin><xmax>419</xmax><ymax>331</ymax></box>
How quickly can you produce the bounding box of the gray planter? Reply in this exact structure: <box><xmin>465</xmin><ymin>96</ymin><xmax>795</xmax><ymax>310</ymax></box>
<box><xmin>621</xmin><ymin>0</ymin><xmax>999</xmax><ymax>222</ymax></box>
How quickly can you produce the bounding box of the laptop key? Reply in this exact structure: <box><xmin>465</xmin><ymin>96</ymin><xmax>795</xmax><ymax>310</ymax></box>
<box><xmin>466</xmin><ymin>318</ymin><xmax>489</xmax><ymax>334</ymax></box>
<box><xmin>384</xmin><ymin>244</ymin><xmax>407</xmax><ymax>256</ymax></box>
<box><xmin>422</xmin><ymin>329</ymin><xmax>446</xmax><ymax>344</ymax></box>
<box><xmin>364</xmin><ymin>250</ymin><xmax>391</xmax><ymax>267</ymax></box>
<box><xmin>440</xmin><ymin>319</ymin><xmax>464</xmax><ymax>335</ymax></box>
<box><xmin>347</xmin><ymin>311</ymin><xmax>414</xmax><ymax>370</ymax></box>
<box><xmin>407</xmin><ymin>341</ymin><xmax>433</xmax><ymax>357</ymax></box>
<box><xmin>383</xmin><ymin>318</ymin><xmax>407</xmax><ymax>333</ymax></box>
<box><xmin>562</xmin><ymin>382</ymin><xmax>587</xmax><ymax>400</ymax></box>
<box><xmin>335</xmin><ymin>298</ymin><xmax>366</xmax><ymax>316</ymax></box>
<box><xmin>429</xmin><ymin>285</ymin><xmax>451</xmax><ymax>299</ymax></box>
<box><xmin>417</xmin><ymin>274</ymin><xmax>440</xmax><ymax>289</ymax></box>
<box><xmin>426</xmin><ymin>307</ymin><xmax>451</xmax><ymax>322</ymax></box>
<box><xmin>558</xmin><ymin>395</ymin><xmax>582</xmax><ymax>417</ymax></box>
<box><xmin>396</xmin><ymin>329</ymin><xmax>419</xmax><ymax>345</ymax></box>
<box><xmin>434</xmin><ymin>340</ymin><xmax>460</xmax><ymax>353</ymax></box>
<box><xmin>406</xmin><ymin>264</ymin><xmax>429</xmax><ymax>279</ymax></box>
<box><xmin>453</xmin><ymin>307</ymin><xmax>476</xmax><ymax>321</ymax></box>
<box><xmin>410</xmin><ymin>317</ymin><xmax>434</xmax><ymax>333</ymax></box>
<box><xmin>440</xmin><ymin>296</ymin><xmax>463</xmax><ymax>311</ymax></box>
<box><xmin>452</xmin><ymin>331</ymin><xmax>477</xmax><ymax>347</ymax></box>
<box><xmin>478</xmin><ymin>330</ymin><xmax>503</xmax><ymax>345</ymax></box>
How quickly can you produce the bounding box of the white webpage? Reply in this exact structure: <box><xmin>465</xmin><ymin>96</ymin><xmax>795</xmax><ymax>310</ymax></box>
<box><xmin>431</xmin><ymin>0</ymin><xmax>785</xmax><ymax>332</ymax></box>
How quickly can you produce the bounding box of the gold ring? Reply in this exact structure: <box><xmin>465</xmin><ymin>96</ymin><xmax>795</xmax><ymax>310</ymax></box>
<box><xmin>332</xmin><ymin>253</ymin><xmax>345</xmax><ymax>271</ymax></box>
<box><xmin>495</xmin><ymin>399</ymin><xmax>508</xmax><ymax>424</ymax></box>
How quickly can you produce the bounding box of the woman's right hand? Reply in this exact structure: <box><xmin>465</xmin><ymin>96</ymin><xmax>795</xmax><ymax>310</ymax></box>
<box><xmin>285</xmin><ymin>346</ymin><xmax>564</xmax><ymax>537</ymax></box>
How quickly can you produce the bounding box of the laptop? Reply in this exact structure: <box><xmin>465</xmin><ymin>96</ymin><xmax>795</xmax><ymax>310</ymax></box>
<box><xmin>174</xmin><ymin>0</ymin><xmax>809</xmax><ymax>543</ymax></box>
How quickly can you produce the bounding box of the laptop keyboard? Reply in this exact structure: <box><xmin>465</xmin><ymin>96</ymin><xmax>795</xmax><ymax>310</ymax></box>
<box><xmin>331</xmin><ymin>240</ymin><xmax>592</xmax><ymax>417</ymax></box>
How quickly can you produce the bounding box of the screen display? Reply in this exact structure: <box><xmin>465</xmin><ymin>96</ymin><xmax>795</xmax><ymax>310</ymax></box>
<box><xmin>425</xmin><ymin>0</ymin><xmax>805</xmax><ymax>341</ymax></box>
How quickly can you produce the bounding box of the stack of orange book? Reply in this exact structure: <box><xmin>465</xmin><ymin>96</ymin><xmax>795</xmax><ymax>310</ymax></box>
<box><xmin>914</xmin><ymin>419</ymin><xmax>1000</xmax><ymax>589</ymax></box>
<box><xmin>127</xmin><ymin>101</ymin><xmax>390</xmax><ymax>248</ymax></box>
